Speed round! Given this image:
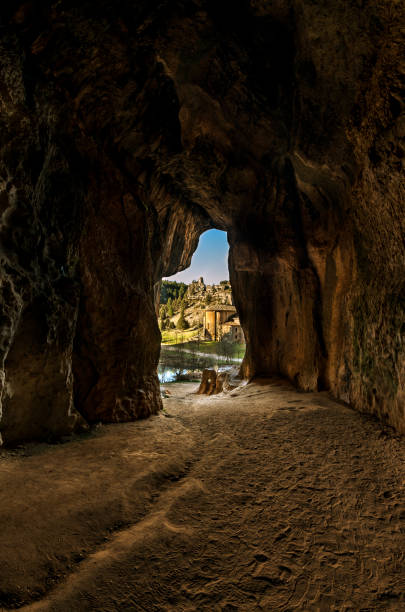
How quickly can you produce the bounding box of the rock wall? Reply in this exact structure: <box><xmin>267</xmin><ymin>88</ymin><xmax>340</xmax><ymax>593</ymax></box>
<box><xmin>0</xmin><ymin>31</ymin><xmax>86</xmax><ymax>443</ymax></box>
<box><xmin>0</xmin><ymin>0</ymin><xmax>403</xmax><ymax>442</ymax></box>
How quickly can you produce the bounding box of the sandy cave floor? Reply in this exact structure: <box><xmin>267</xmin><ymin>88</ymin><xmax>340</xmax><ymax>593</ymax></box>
<box><xmin>0</xmin><ymin>379</ymin><xmax>404</xmax><ymax>611</ymax></box>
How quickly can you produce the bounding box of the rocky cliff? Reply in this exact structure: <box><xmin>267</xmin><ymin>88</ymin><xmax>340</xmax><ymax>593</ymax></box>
<box><xmin>0</xmin><ymin>0</ymin><xmax>403</xmax><ymax>443</ymax></box>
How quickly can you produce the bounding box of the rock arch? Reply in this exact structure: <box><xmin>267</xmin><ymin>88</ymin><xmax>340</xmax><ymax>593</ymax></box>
<box><xmin>0</xmin><ymin>0</ymin><xmax>403</xmax><ymax>443</ymax></box>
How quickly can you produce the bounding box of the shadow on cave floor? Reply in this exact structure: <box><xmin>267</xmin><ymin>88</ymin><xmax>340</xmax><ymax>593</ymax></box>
<box><xmin>0</xmin><ymin>380</ymin><xmax>404</xmax><ymax>611</ymax></box>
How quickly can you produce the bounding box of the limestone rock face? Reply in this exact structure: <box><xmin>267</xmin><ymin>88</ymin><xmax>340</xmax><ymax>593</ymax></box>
<box><xmin>197</xmin><ymin>370</ymin><xmax>218</xmax><ymax>396</ymax></box>
<box><xmin>0</xmin><ymin>0</ymin><xmax>403</xmax><ymax>442</ymax></box>
<box><xmin>197</xmin><ymin>370</ymin><xmax>234</xmax><ymax>395</ymax></box>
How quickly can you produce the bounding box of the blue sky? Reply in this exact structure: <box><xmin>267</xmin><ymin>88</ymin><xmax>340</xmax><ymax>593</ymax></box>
<box><xmin>164</xmin><ymin>229</ymin><xmax>229</xmax><ymax>284</ymax></box>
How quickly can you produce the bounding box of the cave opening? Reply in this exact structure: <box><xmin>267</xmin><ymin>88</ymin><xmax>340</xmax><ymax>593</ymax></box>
<box><xmin>0</xmin><ymin>0</ymin><xmax>403</xmax><ymax>447</ymax></box>
<box><xmin>158</xmin><ymin>229</ymin><xmax>246</xmax><ymax>385</ymax></box>
<box><xmin>0</xmin><ymin>3</ymin><xmax>403</xmax><ymax>607</ymax></box>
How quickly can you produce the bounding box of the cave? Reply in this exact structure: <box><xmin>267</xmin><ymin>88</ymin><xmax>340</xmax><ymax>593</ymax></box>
<box><xmin>0</xmin><ymin>0</ymin><xmax>404</xmax><ymax>448</ymax></box>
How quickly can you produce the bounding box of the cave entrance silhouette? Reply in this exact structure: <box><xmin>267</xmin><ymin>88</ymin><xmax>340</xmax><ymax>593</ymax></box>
<box><xmin>0</xmin><ymin>0</ymin><xmax>403</xmax><ymax>447</ymax></box>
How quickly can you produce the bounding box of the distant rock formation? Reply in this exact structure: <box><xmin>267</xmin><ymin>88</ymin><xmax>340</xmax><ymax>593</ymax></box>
<box><xmin>186</xmin><ymin>278</ymin><xmax>233</xmax><ymax>306</ymax></box>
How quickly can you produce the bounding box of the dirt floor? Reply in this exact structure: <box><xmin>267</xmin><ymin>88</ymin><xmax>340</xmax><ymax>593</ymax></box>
<box><xmin>0</xmin><ymin>379</ymin><xmax>404</xmax><ymax>611</ymax></box>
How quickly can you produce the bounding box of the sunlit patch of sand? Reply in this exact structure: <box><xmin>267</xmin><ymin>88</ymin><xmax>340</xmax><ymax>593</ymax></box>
<box><xmin>0</xmin><ymin>379</ymin><xmax>404</xmax><ymax>610</ymax></box>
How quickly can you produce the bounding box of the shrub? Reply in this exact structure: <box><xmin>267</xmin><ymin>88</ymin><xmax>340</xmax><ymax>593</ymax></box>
<box><xmin>176</xmin><ymin>304</ymin><xmax>189</xmax><ymax>330</ymax></box>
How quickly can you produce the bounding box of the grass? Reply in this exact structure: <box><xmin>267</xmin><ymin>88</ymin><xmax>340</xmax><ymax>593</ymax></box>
<box><xmin>161</xmin><ymin>328</ymin><xmax>199</xmax><ymax>345</ymax></box>
<box><xmin>161</xmin><ymin>329</ymin><xmax>246</xmax><ymax>360</ymax></box>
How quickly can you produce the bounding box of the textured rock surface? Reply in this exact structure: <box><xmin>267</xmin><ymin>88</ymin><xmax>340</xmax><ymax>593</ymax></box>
<box><xmin>0</xmin><ymin>0</ymin><xmax>403</xmax><ymax>442</ymax></box>
<box><xmin>197</xmin><ymin>369</ymin><xmax>218</xmax><ymax>395</ymax></box>
<box><xmin>197</xmin><ymin>369</ymin><xmax>234</xmax><ymax>395</ymax></box>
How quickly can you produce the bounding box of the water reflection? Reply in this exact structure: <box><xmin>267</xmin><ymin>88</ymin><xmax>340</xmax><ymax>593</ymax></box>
<box><xmin>158</xmin><ymin>368</ymin><xmax>187</xmax><ymax>383</ymax></box>
<box><xmin>158</xmin><ymin>342</ymin><xmax>244</xmax><ymax>384</ymax></box>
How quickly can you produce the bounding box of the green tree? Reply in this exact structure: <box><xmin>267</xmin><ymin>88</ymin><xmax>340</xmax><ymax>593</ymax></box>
<box><xmin>160</xmin><ymin>280</ymin><xmax>188</xmax><ymax>304</ymax></box>
<box><xmin>205</xmin><ymin>293</ymin><xmax>212</xmax><ymax>305</ymax></box>
<box><xmin>167</xmin><ymin>297</ymin><xmax>174</xmax><ymax>317</ymax></box>
<box><xmin>176</xmin><ymin>304</ymin><xmax>189</xmax><ymax>330</ymax></box>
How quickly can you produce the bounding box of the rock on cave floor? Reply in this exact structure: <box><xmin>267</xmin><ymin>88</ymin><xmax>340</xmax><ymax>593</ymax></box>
<box><xmin>0</xmin><ymin>380</ymin><xmax>404</xmax><ymax>611</ymax></box>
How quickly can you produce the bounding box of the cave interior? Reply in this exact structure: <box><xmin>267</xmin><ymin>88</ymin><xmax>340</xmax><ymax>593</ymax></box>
<box><xmin>0</xmin><ymin>0</ymin><xmax>404</xmax><ymax>445</ymax></box>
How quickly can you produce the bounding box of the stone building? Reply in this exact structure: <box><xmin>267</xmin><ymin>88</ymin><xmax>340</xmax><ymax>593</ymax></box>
<box><xmin>227</xmin><ymin>316</ymin><xmax>245</xmax><ymax>344</ymax></box>
<box><xmin>204</xmin><ymin>305</ymin><xmax>244</xmax><ymax>342</ymax></box>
